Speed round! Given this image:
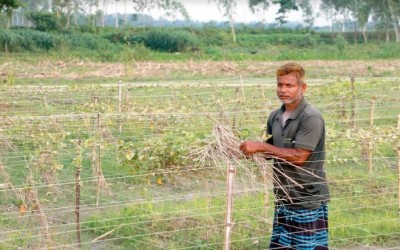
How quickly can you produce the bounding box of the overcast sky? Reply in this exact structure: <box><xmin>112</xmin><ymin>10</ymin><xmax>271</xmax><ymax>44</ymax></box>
<box><xmin>110</xmin><ymin>0</ymin><xmax>329</xmax><ymax>26</ymax></box>
<box><xmin>179</xmin><ymin>0</ymin><xmax>300</xmax><ymax>23</ymax></box>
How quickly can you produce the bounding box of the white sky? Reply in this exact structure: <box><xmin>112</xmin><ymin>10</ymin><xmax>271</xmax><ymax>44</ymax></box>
<box><xmin>179</xmin><ymin>0</ymin><xmax>298</xmax><ymax>23</ymax></box>
<box><xmin>110</xmin><ymin>0</ymin><xmax>329</xmax><ymax>26</ymax></box>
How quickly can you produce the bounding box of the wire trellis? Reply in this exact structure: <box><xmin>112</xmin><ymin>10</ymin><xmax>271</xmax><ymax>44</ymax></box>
<box><xmin>0</xmin><ymin>78</ymin><xmax>399</xmax><ymax>249</ymax></box>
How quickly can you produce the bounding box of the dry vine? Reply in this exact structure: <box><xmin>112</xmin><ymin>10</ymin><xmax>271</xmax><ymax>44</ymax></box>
<box><xmin>192</xmin><ymin>120</ymin><xmax>324</xmax><ymax>203</ymax></box>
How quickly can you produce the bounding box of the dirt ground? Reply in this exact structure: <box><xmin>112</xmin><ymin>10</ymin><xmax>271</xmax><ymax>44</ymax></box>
<box><xmin>1</xmin><ymin>59</ymin><xmax>400</xmax><ymax>82</ymax></box>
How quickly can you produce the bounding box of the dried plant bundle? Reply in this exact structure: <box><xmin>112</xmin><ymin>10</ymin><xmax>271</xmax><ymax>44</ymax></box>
<box><xmin>192</xmin><ymin>120</ymin><xmax>324</xmax><ymax>203</ymax></box>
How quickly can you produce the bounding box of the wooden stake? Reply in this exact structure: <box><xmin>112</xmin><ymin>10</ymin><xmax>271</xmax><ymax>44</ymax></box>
<box><xmin>239</xmin><ymin>76</ymin><xmax>246</xmax><ymax>104</ymax></box>
<box><xmin>368</xmin><ymin>97</ymin><xmax>376</xmax><ymax>174</ymax></box>
<box><xmin>397</xmin><ymin>146</ymin><xmax>400</xmax><ymax>215</ymax></box>
<box><xmin>224</xmin><ymin>165</ymin><xmax>236</xmax><ymax>250</ymax></box>
<box><xmin>350</xmin><ymin>76</ymin><xmax>356</xmax><ymax>128</ymax></box>
<box><xmin>369</xmin><ymin>97</ymin><xmax>376</xmax><ymax>127</ymax></box>
<box><xmin>40</xmin><ymin>85</ymin><xmax>48</xmax><ymax>107</ymax></box>
<box><xmin>96</xmin><ymin>113</ymin><xmax>102</xmax><ymax>207</ymax></box>
<box><xmin>397</xmin><ymin>114</ymin><xmax>400</xmax><ymax>130</ymax></box>
<box><xmin>118</xmin><ymin>81</ymin><xmax>122</xmax><ymax>113</ymax></box>
<box><xmin>396</xmin><ymin>114</ymin><xmax>400</xmax><ymax>214</ymax></box>
<box><xmin>232</xmin><ymin>87</ymin><xmax>240</xmax><ymax>130</ymax></box>
<box><xmin>93</xmin><ymin>113</ymin><xmax>111</xmax><ymax>208</ymax></box>
<box><xmin>74</xmin><ymin>139</ymin><xmax>82</xmax><ymax>249</ymax></box>
<box><xmin>118</xmin><ymin>81</ymin><xmax>122</xmax><ymax>134</ymax></box>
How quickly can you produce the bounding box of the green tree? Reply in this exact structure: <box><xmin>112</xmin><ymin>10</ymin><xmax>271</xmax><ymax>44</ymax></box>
<box><xmin>273</xmin><ymin>0</ymin><xmax>299</xmax><ymax>26</ymax></box>
<box><xmin>249</xmin><ymin>0</ymin><xmax>270</xmax><ymax>24</ymax></box>
<box><xmin>298</xmin><ymin>0</ymin><xmax>314</xmax><ymax>28</ymax></box>
<box><xmin>212</xmin><ymin>0</ymin><xmax>237</xmax><ymax>43</ymax></box>
<box><xmin>131</xmin><ymin>0</ymin><xmax>189</xmax><ymax>23</ymax></box>
<box><xmin>27</xmin><ymin>11</ymin><xmax>59</xmax><ymax>31</ymax></box>
<box><xmin>0</xmin><ymin>0</ymin><xmax>21</xmax><ymax>28</ymax></box>
<box><xmin>385</xmin><ymin>0</ymin><xmax>400</xmax><ymax>42</ymax></box>
<box><xmin>321</xmin><ymin>0</ymin><xmax>371</xmax><ymax>42</ymax></box>
<box><xmin>370</xmin><ymin>0</ymin><xmax>392</xmax><ymax>42</ymax></box>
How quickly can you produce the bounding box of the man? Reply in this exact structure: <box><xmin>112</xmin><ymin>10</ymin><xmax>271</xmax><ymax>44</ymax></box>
<box><xmin>239</xmin><ymin>62</ymin><xmax>330</xmax><ymax>249</ymax></box>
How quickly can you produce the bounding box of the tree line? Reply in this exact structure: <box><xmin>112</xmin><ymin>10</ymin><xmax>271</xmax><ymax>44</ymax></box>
<box><xmin>1</xmin><ymin>0</ymin><xmax>400</xmax><ymax>42</ymax></box>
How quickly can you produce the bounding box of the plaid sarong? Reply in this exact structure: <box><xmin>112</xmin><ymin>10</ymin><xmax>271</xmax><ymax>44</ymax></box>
<box><xmin>270</xmin><ymin>204</ymin><xmax>329</xmax><ymax>250</ymax></box>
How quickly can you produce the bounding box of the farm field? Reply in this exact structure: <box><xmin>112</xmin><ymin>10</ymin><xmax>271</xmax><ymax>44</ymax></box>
<box><xmin>0</xmin><ymin>59</ymin><xmax>399</xmax><ymax>249</ymax></box>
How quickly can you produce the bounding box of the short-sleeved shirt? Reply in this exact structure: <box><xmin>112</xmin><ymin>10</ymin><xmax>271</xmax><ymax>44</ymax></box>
<box><xmin>266</xmin><ymin>98</ymin><xmax>330</xmax><ymax>210</ymax></box>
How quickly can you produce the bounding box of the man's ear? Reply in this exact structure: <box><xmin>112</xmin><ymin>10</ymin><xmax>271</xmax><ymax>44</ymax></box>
<box><xmin>301</xmin><ymin>82</ymin><xmax>307</xmax><ymax>94</ymax></box>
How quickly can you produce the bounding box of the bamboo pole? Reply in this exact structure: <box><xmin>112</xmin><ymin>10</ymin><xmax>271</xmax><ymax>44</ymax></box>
<box><xmin>396</xmin><ymin>114</ymin><xmax>400</xmax><ymax>214</ymax></box>
<box><xmin>118</xmin><ymin>81</ymin><xmax>122</xmax><ymax>134</ymax></box>
<box><xmin>40</xmin><ymin>84</ymin><xmax>48</xmax><ymax>107</ymax></box>
<box><xmin>96</xmin><ymin>113</ymin><xmax>102</xmax><ymax>207</ymax></box>
<box><xmin>232</xmin><ymin>87</ymin><xmax>240</xmax><ymax>130</ymax></box>
<box><xmin>350</xmin><ymin>76</ymin><xmax>356</xmax><ymax>128</ymax></box>
<box><xmin>74</xmin><ymin>139</ymin><xmax>82</xmax><ymax>249</ymax></box>
<box><xmin>239</xmin><ymin>76</ymin><xmax>246</xmax><ymax>104</ymax></box>
<box><xmin>369</xmin><ymin>97</ymin><xmax>376</xmax><ymax>127</ymax></box>
<box><xmin>223</xmin><ymin>165</ymin><xmax>236</xmax><ymax>250</ymax></box>
<box><xmin>368</xmin><ymin>97</ymin><xmax>376</xmax><ymax>174</ymax></box>
<box><xmin>397</xmin><ymin>146</ymin><xmax>400</xmax><ymax>215</ymax></box>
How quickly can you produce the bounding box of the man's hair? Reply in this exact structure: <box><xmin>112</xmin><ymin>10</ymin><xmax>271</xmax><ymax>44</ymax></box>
<box><xmin>276</xmin><ymin>62</ymin><xmax>305</xmax><ymax>84</ymax></box>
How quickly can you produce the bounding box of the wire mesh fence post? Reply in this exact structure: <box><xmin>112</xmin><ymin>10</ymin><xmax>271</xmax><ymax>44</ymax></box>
<box><xmin>74</xmin><ymin>139</ymin><xmax>82</xmax><ymax>249</ymax></box>
<box><xmin>224</xmin><ymin>165</ymin><xmax>236</xmax><ymax>250</ymax></box>
<box><xmin>118</xmin><ymin>81</ymin><xmax>122</xmax><ymax>134</ymax></box>
<box><xmin>397</xmin><ymin>114</ymin><xmax>400</xmax><ymax>215</ymax></box>
<box><xmin>350</xmin><ymin>76</ymin><xmax>356</xmax><ymax>128</ymax></box>
<box><xmin>95</xmin><ymin>113</ymin><xmax>102</xmax><ymax>207</ymax></box>
<box><xmin>40</xmin><ymin>84</ymin><xmax>48</xmax><ymax>107</ymax></box>
<box><xmin>368</xmin><ymin>97</ymin><xmax>376</xmax><ymax>174</ymax></box>
<box><xmin>232</xmin><ymin>87</ymin><xmax>240</xmax><ymax>130</ymax></box>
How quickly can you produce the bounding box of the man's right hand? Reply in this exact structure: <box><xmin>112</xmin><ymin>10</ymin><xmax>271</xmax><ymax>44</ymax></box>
<box><xmin>239</xmin><ymin>141</ymin><xmax>267</xmax><ymax>156</ymax></box>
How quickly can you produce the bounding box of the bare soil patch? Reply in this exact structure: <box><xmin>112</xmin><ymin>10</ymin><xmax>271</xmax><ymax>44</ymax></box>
<box><xmin>1</xmin><ymin>59</ymin><xmax>400</xmax><ymax>81</ymax></box>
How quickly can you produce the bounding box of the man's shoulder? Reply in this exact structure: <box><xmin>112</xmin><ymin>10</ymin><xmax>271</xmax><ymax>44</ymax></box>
<box><xmin>268</xmin><ymin>108</ymin><xmax>281</xmax><ymax>122</ymax></box>
<box><xmin>302</xmin><ymin>103</ymin><xmax>323</xmax><ymax>119</ymax></box>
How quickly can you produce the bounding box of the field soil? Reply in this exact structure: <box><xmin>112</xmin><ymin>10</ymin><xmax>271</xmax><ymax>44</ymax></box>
<box><xmin>2</xmin><ymin>59</ymin><xmax>400</xmax><ymax>82</ymax></box>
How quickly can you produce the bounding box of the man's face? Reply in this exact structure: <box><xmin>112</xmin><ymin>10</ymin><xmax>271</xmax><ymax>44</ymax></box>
<box><xmin>276</xmin><ymin>73</ymin><xmax>306</xmax><ymax>105</ymax></box>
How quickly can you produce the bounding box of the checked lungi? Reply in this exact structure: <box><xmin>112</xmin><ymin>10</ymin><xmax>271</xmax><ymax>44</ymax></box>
<box><xmin>270</xmin><ymin>204</ymin><xmax>329</xmax><ymax>250</ymax></box>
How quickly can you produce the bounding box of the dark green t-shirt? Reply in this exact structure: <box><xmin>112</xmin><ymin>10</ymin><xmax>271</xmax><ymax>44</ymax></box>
<box><xmin>267</xmin><ymin>98</ymin><xmax>330</xmax><ymax>209</ymax></box>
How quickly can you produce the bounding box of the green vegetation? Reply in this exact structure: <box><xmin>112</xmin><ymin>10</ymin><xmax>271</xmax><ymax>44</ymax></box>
<box><xmin>1</xmin><ymin>27</ymin><xmax>400</xmax><ymax>62</ymax></box>
<box><xmin>0</xmin><ymin>76</ymin><xmax>399</xmax><ymax>248</ymax></box>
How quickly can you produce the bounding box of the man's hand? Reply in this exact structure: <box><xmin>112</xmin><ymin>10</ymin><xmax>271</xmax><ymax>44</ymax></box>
<box><xmin>239</xmin><ymin>141</ymin><xmax>266</xmax><ymax>156</ymax></box>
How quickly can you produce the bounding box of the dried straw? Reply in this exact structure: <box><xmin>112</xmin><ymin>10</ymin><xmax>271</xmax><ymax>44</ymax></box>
<box><xmin>192</xmin><ymin>120</ymin><xmax>323</xmax><ymax>202</ymax></box>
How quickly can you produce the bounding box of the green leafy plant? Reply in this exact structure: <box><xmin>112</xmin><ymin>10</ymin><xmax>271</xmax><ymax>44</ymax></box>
<box><xmin>144</xmin><ymin>29</ymin><xmax>200</xmax><ymax>53</ymax></box>
<box><xmin>26</xmin><ymin>12</ymin><xmax>60</xmax><ymax>32</ymax></box>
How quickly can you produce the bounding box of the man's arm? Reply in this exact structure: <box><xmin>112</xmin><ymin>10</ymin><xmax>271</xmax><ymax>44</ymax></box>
<box><xmin>239</xmin><ymin>141</ymin><xmax>312</xmax><ymax>167</ymax></box>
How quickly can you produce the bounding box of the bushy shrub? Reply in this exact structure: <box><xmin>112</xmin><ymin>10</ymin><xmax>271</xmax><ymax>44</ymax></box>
<box><xmin>0</xmin><ymin>29</ymin><xmax>59</xmax><ymax>52</ymax></box>
<box><xmin>0</xmin><ymin>30</ymin><xmax>16</xmax><ymax>51</ymax></box>
<box><xmin>26</xmin><ymin>12</ymin><xmax>59</xmax><ymax>32</ymax></box>
<box><xmin>196</xmin><ymin>27</ymin><xmax>231</xmax><ymax>46</ymax></box>
<box><xmin>64</xmin><ymin>32</ymin><xmax>112</xmax><ymax>50</ymax></box>
<box><xmin>126</xmin><ymin>33</ymin><xmax>147</xmax><ymax>45</ymax></box>
<box><xmin>237</xmin><ymin>32</ymin><xmax>320</xmax><ymax>48</ymax></box>
<box><xmin>144</xmin><ymin>29</ymin><xmax>199</xmax><ymax>52</ymax></box>
<box><xmin>105</xmin><ymin>31</ymin><xmax>146</xmax><ymax>45</ymax></box>
<box><xmin>78</xmin><ymin>25</ymin><xmax>100</xmax><ymax>34</ymax></box>
<box><xmin>335</xmin><ymin>34</ymin><xmax>347</xmax><ymax>54</ymax></box>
